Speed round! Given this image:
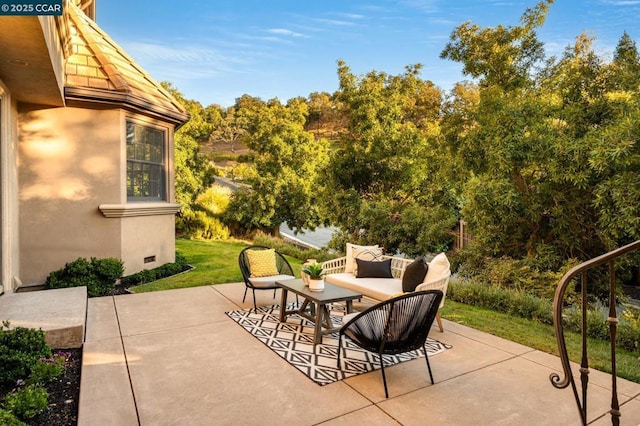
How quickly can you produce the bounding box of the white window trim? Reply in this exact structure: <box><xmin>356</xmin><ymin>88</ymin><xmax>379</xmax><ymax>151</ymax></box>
<box><xmin>99</xmin><ymin>202</ymin><xmax>181</xmax><ymax>218</ymax></box>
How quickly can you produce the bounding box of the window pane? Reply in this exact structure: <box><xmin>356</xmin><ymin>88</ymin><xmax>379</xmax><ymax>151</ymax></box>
<box><xmin>126</xmin><ymin>121</ymin><xmax>166</xmax><ymax>200</ymax></box>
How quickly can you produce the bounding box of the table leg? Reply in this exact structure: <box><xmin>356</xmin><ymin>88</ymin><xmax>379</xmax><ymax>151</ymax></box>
<box><xmin>314</xmin><ymin>302</ymin><xmax>323</xmax><ymax>345</ymax></box>
<box><xmin>279</xmin><ymin>288</ymin><xmax>288</xmax><ymax>322</ymax></box>
<box><xmin>346</xmin><ymin>300</ymin><xmax>354</xmax><ymax>314</ymax></box>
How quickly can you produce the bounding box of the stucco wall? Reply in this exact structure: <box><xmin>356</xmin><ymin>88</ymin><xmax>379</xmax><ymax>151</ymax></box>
<box><xmin>17</xmin><ymin>106</ymin><xmax>179</xmax><ymax>285</ymax></box>
<box><xmin>1</xmin><ymin>81</ymin><xmax>21</xmax><ymax>293</ymax></box>
<box><xmin>121</xmin><ymin>215</ymin><xmax>176</xmax><ymax>275</ymax></box>
<box><xmin>18</xmin><ymin>106</ymin><xmax>122</xmax><ymax>285</ymax></box>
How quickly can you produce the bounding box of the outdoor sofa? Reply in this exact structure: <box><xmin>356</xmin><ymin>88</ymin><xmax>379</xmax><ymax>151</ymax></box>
<box><xmin>321</xmin><ymin>244</ymin><xmax>451</xmax><ymax>331</ymax></box>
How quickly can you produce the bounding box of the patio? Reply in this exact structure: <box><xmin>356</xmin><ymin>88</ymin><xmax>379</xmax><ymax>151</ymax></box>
<box><xmin>78</xmin><ymin>283</ymin><xmax>640</xmax><ymax>425</ymax></box>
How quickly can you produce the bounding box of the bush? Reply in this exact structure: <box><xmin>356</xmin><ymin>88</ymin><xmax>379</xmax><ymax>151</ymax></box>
<box><xmin>2</xmin><ymin>385</ymin><xmax>48</xmax><ymax>419</ymax></box>
<box><xmin>453</xmin><ymin>246</ymin><xmax>579</xmax><ymax>301</ymax></box>
<box><xmin>45</xmin><ymin>257</ymin><xmax>124</xmax><ymax>297</ymax></box>
<box><xmin>26</xmin><ymin>356</ymin><xmax>63</xmax><ymax>386</ymax></box>
<box><xmin>449</xmin><ymin>279</ymin><xmax>640</xmax><ymax>352</ymax></box>
<box><xmin>0</xmin><ymin>408</ymin><xmax>25</xmax><ymax>425</ymax></box>
<box><xmin>0</xmin><ymin>323</ymin><xmax>51</xmax><ymax>388</ymax></box>
<box><xmin>120</xmin><ymin>253</ymin><xmax>191</xmax><ymax>287</ymax></box>
<box><xmin>252</xmin><ymin>232</ymin><xmax>335</xmax><ymax>263</ymax></box>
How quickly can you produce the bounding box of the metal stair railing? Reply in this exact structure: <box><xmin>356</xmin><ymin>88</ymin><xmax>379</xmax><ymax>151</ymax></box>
<box><xmin>550</xmin><ymin>240</ymin><xmax>640</xmax><ymax>425</ymax></box>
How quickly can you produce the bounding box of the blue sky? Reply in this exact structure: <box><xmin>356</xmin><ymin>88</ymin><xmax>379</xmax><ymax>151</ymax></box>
<box><xmin>97</xmin><ymin>1</ymin><xmax>640</xmax><ymax>107</ymax></box>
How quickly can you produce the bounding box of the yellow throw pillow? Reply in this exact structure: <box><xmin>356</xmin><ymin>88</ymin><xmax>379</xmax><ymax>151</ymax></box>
<box><xmin>247</xmin><ymin>249</ymin><xmax>278</xmax><ymax>278</ymax></box>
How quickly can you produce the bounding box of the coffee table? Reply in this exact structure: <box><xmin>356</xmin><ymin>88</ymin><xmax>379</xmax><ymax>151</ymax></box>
<box><xmin>276</xmin><ymin>278</ymin><xmax>362</xmax><ymax>345</ymax></box>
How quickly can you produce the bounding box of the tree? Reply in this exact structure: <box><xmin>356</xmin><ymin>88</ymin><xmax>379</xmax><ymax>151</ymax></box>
<box><xmin>208</xmin><ymin>105</ymin><xmax>248</xmax><ymax>152</ymax></box>
<box><xmin>161</xmin><ymin>83</ymin><xmax>216</xmax><ymax>231</ymax></box>
<box><xmin>225</xmin><ymin>97</ymin><xmax>330</xmax><ymax>234</ymax></box>
<box><xmin>323</xmin><ymin>61</ymin><xmax>457</xmax><ymax>254</ymax></box>
<box><xmin>440</xmin><ymin>0</ymin><xmax>553</xmax><ymax>90</ymax></box>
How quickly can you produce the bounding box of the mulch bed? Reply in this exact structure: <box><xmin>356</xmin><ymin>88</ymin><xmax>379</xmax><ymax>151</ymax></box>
<box><xmin>27</xmin><ymin>348</ymin><xmax>81</xmax><ymax>426</ymax></box>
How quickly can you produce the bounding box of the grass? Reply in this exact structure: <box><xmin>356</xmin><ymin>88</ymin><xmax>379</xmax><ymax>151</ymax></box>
<box><xmin>441</xmin><ymin>301</ymin><xmax>640</xmax><ymax>383</ymax></box>
<box><xmin>131</xmin><ymin>238</ymin><xmax>303</xmax><ymax>293</ymax></box>
<box><xmin>133</xmin><ymin>238</ymin><xmax>640</xmax><ymax>383</ymax></box>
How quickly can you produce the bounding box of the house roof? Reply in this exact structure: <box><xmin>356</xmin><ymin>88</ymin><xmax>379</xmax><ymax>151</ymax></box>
<box><xmin>63</xmin><ymin>2</ymin><xmax>189</xmax><ymax>126</ymax></box>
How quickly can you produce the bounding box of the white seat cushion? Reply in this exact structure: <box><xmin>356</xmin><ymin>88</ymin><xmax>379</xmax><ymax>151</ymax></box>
<box><xmin>248</xmin><ymin>274</ymin><xmax>295</xmax><ymax>289</ymax></box>
<box><xmin>324</xmin><ymin>273</ymin><xmax>401</xmax><ymax>301</ymax></box>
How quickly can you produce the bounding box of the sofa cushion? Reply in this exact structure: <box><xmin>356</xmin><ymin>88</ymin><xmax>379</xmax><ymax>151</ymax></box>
<box><xmin>345</xmin><ymin>243</ymin><xmax>380</xmax><ymax>273</ymax></box>
<box><xmin>355</xmin><ymin>258</ymin><xmax>393</xmax><ymax>278</ymax></box>
<box><xmin>402</xmin><ymin>256</ymin><xmax>428</xmax><ymax>292</ymax></box>
<box><xmin>246</xmin><ymin>249</ymin><xmax>278</xmax><ymax>277</ymax></box>
<box><xmin>324</xmin><ymin>273</ymin><xmax>401</xmax><ymax>301</ymax></box>
<box><xmin>423</xmin><ymin>252</ymin><xmax>450</xmax><ymax>285</ymax></box>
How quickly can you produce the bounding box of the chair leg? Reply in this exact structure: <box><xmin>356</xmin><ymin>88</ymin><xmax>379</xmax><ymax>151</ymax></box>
<box><xmin>337</xmin><ymin>334</ymin><xmax>343</xmax><ymax>367</ymax></box>
<box><xmin>423</xmin><ymin>343</ymin><xmax>434</xmax><ymax>384</ymax></box>
<box><xmin>379</xmin><ymin>354</ymin><xmax>389</xmax><ymax>398</ymax></box>
<box><xmin>242</xmin><ymin>287</ymin><xmax>248</xmax><ymax>303</ymax></box>
<box><xmin>252</xmin><ymin>289</ymin><xmax>257</xmax><ymax>311</ymax></box>
<box><xmin>436</xmin><ymin>312</ymin><xmax>444</xmax><ymax>332</ymax></box>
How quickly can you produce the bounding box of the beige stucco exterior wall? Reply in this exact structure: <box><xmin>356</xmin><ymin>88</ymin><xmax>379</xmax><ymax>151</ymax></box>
<box><xmin>17</xmin><ymin>106</ymin><xmax>178</xmax><ymax>285</ymax></box>
<box><xmin>18</xmin><ymin>106</ymin><xmax>121</xmax><ymax>285</ymax></box>
<box><xmin>1</xmin><ymin>80</ymin><xmax>21</xmax><ymax>293</ymax></box>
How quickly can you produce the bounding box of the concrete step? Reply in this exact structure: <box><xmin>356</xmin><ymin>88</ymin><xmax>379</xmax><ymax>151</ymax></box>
<box><xmin>0</xmin><ymin>286</ymin><xmax>87</xmax><ymax>348</ymax></box>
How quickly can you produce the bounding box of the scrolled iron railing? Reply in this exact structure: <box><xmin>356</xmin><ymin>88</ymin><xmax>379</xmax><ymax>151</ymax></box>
<box><xmin>550</xmin><ymin>240</ymin><xmax>640</xmax><ymax>425</ymax></box>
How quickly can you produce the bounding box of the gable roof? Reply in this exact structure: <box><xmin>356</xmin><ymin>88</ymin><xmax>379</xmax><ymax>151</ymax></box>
<box><xmin>63</xmin><ymin>2</ymin><xmax>189</xmax><ymax>126</ymax></box>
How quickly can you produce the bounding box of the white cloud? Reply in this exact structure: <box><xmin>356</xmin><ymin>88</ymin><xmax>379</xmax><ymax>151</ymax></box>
<box><xmin>267</xmin><ymin>28</ymin><xmax>307</xmax><ymax>38</ymax></box>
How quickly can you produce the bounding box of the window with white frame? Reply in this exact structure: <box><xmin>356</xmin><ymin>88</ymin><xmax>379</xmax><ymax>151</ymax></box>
<box><xmin>126</xmin><ymin>120</ymin><xmax>166</xmax><ymax>201</ymax></box>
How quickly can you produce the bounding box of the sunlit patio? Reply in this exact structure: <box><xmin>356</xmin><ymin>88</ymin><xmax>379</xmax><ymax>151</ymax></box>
<box><xmin>78</xmin><ymin>283</ymin><xmax>640</xmax><ymax>425</ymax></box>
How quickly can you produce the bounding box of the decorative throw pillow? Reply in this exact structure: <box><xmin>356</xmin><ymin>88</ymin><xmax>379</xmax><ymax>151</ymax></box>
<box><xmin>355</xmin><ymin>258</ymin><xmax>393</xmax><ymax>278</ymax></box>
<box><xmin>247</xmin><ymin>249</ymin><xmax>278</xmax><ymax>278</ymax></box>
<box><xmin>352</xmin><ymin>247</ymin><xmax>384</xmax><ymax>276</ymax></box>
<box><xmin>402</xmin><ymin>256</ymin><xmax>429</xmax><ymax>292</ymax></box>
<box><xmin>422</xmin><ymin>252</ymin><xmax>450</xmax><ymax>285</ymax></box>
<box><xmin>344</xmin><ymin>243</ymin><xmax>379</xmax><ymax>273</ymax></box>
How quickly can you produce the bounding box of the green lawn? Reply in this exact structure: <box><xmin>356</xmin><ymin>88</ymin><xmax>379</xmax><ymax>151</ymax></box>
<box><xmin>131</xmin><ymin>238</ymin><xmax>303</xmax><ymax>293</ymax></box>
<box><xmin>132</xmin><ymin>238</ymin><xmax>640</xmax><ymax>383</ymax></box>
<box><xmin>441</xmin><ymin>301</ymin><xmax>640</xmax><ymax>383</ymax></box>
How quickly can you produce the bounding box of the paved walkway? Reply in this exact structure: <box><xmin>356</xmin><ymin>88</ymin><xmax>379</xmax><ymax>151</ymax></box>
<box><xmin>78</xmin><ymin>283</ymin><xmax>640</xmax><ymax>425</ymax></box>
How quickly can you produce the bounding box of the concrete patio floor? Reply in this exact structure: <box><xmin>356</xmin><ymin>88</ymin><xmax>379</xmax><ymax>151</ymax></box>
<box><xmin>78</xmin><ymin>283</ymin><xmax>640</xmax><ymax>425</ymax></box>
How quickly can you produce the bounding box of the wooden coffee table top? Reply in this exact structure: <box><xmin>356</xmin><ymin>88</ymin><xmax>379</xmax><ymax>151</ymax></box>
<box><xmin>275</xmin><ymin>278</ymin><xmax>362</xmax><ymax>303</ymax></box>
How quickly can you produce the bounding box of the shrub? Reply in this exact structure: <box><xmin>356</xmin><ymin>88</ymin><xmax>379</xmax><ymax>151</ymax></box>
<box><xmin>454</xmin><ymin>246</ymin><xmax>579</xmax><ymax>301</ymax></box>
<box><xmin>252</xmin><ymin>232</ymin><xmax>334</xmax><ymax>263</ymax></box>
<box><xmin>449</xmin><ymin>279</ymin><xmax>640</xmax><ymax>352</ymax></box>
<box><xmin>2</xmin><ymin>385</ymin><xmax>48</xmax><ymax>419</ymax></box>
<box><xmin>0</xmin><ymin>408</ymin><xmax>25</xmax><ymax>426</ymax></box>
<box><xmin>0</xmin><ymin>323</ymin><xmax>51</xmax><ymax>388</ymax></box>
<box><xmin>26</xmin><ymin>356</ymin><xmax>63</xmax><ymax>386</ymax></box>
<box><xmin>120</xmin><ymin>253</ymin><xmax>191</xmax><ymax>287</ymax></box>
<box><xmin>45</xmin><ymin>257</ymin><xmax>124</xmax><ymax>297</ymax></box>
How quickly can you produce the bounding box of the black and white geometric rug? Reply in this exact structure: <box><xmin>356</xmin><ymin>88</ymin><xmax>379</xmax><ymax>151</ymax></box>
<box><xmin>226</xmin><ymin>304</ymin><xmax>451</xmax><ymax>386</ymax></box>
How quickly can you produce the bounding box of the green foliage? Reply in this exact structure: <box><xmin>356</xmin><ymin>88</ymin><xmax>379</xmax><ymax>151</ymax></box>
<box><xmin>448</xmin><ymin>279</ymin><xmax>640</xmax><ymax>352</ymax></box>
<box><xmin>324</xmin><ymin>61</ymin><xmax>457</xmax><ymax>254</ymax></box>
<box><xmin>440</xmin><ymin>0</ymin><xmax>553</xmax><ymax>90</ymax></box>
<box><xmin>162</xmin><ymin>83</ymin><xmax>217</xmax><ymax>229</ymax></box>
<box><xmin>0</xmin><ymin>408</ymin><xmax>25</xmax><ymax>426</ymax></box>
<box><xmin>0</xmin><ymin>323</ymin><xmax>52</xmax><ymax>388</ymax></box>
<box><xmin>45</xmin><ymin>257</ymin><xmax>124</xmax><ymax>297</ymax></box>
<box><xmin>177</xmin><ymin>185</ymin><xmax>232</xmax><ymax>240</ymax></box>
<box><xmin>26</xmin><ymin>357</ymin><xmax>63</xmax><ymax>386</ymax></box>
<box><xmin>224</xmin><ymin>97</ymin><xmax>330</xmax><ymax>233</ymax></box>
<box><xmin>447</xmin><ymin>279</ymin><xmax>553</xmax><ymax>324</ymax></box>
<box><xmin>2</xmin><ymin>385</ymin><xmax>48</xmax><ymax>420</ymax></box>
<box><xmin>121</xmin><ymin>253</ymin><xmax>190</xmax><ymax>287</ymax></box>
<box><xmin>252</xmin><ymin>233</ymin><xmax>334</xmax><ymax>263</ymax></box>
<box><xmin>302</xmin><ymin>263</ymin><xmax>324</xmax><ymax>279</ymax></box>
<box><xmin>452</xmin><ymin>243</ymin><xmax>579</xmax><ymax>300</ymax></box>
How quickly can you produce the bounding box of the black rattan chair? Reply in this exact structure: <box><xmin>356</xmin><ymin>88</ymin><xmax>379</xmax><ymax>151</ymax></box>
<box><xmin>238</xmin><ymin>245</ymin><xmax>296</xmax><ymax>310</ymax></box>
<box><xmin>337</xmin><ymin>290</ymin><xmax>443</xmax><ymax>398</ymax></box>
